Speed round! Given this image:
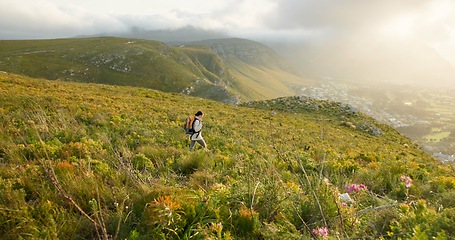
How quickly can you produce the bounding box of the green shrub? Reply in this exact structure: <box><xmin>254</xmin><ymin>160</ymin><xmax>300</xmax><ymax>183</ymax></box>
<box><xmin>174</xmin><ymin>151</ymin><xmax>207</xmax><ymax>175</ymax></box>
<box><xmin>434</xmin><ymin>208</ymin><xmax>455</xmax><ymax>238</ymax></box>
<box><xmin>233</xmin><ymin>204</ymin><xmax>261</xmax><ymax>237</ymax></box>
<box><xmin>131</xmin><ymin>153</ymin><xmax>155</xmax><ymax>171</ymax></box>
<box><xmin>137</xmin><ymin>145</ymin><xmax>182</xmax><ymax>170</ymax></box>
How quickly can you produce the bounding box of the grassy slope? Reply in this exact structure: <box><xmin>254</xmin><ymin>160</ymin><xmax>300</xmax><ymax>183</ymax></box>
<box><xmin>227</xmin><ymin>59</ymin><xmax>316</xmax><ymax>100</ymax></box>
<box><xmin>0</xmin><ymin>37</ymin><xmax>313</xmax><ymax>103</ymax></box>
<box><xmin>0</xmin><ymin>37</ymin><xmax>236</xmax><ymax>103</ymax></box>
<box><xmin>1</xmin><ymin>72</ymin><xmax>455</xmax><ymax>239</ymax></box>
<box><xmin>187</xmin><ymin>38</ymin><xmax>316</xmax><ymax>101</ymax></box>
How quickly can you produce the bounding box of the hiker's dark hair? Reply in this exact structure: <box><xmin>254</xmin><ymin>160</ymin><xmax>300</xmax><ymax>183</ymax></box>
<box><xmin>195</xmin><ymin>111</ymin><xmax>203</xmax><ymax>116</ymax></box>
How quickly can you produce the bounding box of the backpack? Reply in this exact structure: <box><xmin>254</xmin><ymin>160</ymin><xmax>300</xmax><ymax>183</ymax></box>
<box><xmin>183</xmin><ymin>116</ymin><xmax>195</xmax><ymax>134</ymax></box>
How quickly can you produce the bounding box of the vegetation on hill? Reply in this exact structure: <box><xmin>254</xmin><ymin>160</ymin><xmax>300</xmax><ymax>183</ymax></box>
<box><xmin>1</xmin><ymin>72</ymin><xmax>455</xmax><ymax>239</ymax></box>
<box><xmin>0</xmin><ymin>37</ymin><xmax>238</xmax><ymax>103</ymax></box>
<box><xmin>0</xmin><ymin>37</ymin><xmax>313</xmax><ymax>103</ymax></box>
<box><xmin>187</xmin><ymin>38</ymin><xmax>317</xmax><ymax>100</ymax></box>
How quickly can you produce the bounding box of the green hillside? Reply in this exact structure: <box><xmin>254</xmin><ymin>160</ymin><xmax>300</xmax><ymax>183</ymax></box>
<box><xmin>0</xmin><ymin>37</ymin><xmax>237</xmax><ymax>103</ymax></box>
<box><xmin>0</xmin><ymin>37</ymin><xmax>313</xmax><ymax>103</ymax></box>
<box><xmin>1</xmin><ymin>72</ymin><xmax>455</xmax><ymax>239</ymax></box>
<box><xmin>187</xmin><ymin>38</ymin><xmax>317</xmax><ymax>100</ymax></box>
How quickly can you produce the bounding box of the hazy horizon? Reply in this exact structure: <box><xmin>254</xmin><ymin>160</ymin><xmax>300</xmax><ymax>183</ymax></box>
<box><xmin>1</xmin><ymin>0</ymin><xmax>455</xmax><ymax>88</ymax></box>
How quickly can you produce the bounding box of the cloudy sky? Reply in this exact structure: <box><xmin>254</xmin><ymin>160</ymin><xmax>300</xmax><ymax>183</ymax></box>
<box><xmin>1</xmin><ymin>0</ymin><xmax>455</xmax><ymax>71</ymax></box>
<box><xmin>1</xmin><ymin>0</ymin><xmax>454</xmax><ymax>41</ymax></box>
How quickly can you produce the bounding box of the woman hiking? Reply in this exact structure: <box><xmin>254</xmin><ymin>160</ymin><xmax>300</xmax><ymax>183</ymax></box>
<box><xmin>189</xmin><ymin>111</ymin><xmax>207</xmax><ymax>151</ymax></box>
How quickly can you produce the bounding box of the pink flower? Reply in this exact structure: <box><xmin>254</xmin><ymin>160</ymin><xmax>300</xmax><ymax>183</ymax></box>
<box><xmin>312</xmin><ymin>227</ymin><xmax>328</xmax><ymax>239</ymax></box>
<box><xmin>344</xmin><ymin>183</ymin><xmax>367</xmax><ymax>193</ymax></box>
<box><xmin>401</xmin><ymin>176</ymin><xmax>412</xmax><ymax>188</ymax></box>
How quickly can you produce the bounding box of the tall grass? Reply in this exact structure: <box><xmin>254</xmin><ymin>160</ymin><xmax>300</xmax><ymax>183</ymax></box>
<box><xmin>1</xmin><ymin>72</ymin><xmax>455</xmax><ymax>239</ymax></box>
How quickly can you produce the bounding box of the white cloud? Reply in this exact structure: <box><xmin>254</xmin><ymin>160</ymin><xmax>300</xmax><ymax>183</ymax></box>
<box><xmin>0</xmin><ymin>0</ymin><xmax>130</xmax><ymax>39</ymax></box>
<box><xmin>0</xmin><ymin>0</ymin><xmax>280</xmax><ymax>39</ymax></box>
<box><xmin>262</xmin><ymin>0</ymin><xmax>455</xmax><ymax>43</ymax></box>
<box><xmin>0</xmin><ymin>0</ymin><xmax>454</xmax><ymax>47</ymax></box>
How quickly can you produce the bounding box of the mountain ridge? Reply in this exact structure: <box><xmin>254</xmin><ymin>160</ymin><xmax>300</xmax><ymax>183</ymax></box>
<box><xmin>185</xmin><ymin>38</ymin><xmax>316</xmax><ymax>100</ymax></box>
<box><xmin>0</xmin><ymin>36</ymin><xmax>313</xmax><ymax>102</ymax></box>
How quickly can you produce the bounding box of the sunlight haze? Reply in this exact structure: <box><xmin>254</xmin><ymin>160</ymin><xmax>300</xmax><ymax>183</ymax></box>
<box><xmin>1</xmin><ymin>0</ymin><xmax>455</xmax><ymax>87</ymax></box>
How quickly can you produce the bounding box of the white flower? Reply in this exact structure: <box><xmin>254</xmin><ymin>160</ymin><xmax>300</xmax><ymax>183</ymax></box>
<box><xmin>339</xmin><ymin>193</ymin><xmax>353</xmax><ymax>203</ymax></box>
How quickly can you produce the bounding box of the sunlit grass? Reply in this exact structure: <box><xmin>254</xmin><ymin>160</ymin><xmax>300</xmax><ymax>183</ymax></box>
<box><xmin>1</xmin><ymin>72</ymin><xmax>455</xmax><ymax>239</ymax></box>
